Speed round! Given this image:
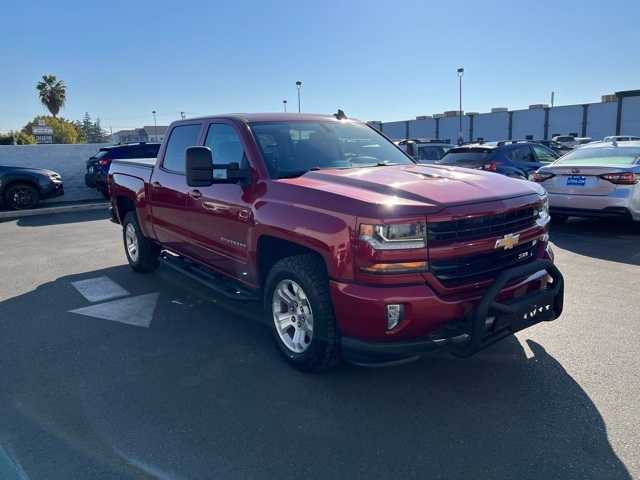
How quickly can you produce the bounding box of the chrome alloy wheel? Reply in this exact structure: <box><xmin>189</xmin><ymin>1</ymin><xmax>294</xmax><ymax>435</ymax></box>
<box><xmin>125</xmin><ymin>223</ymin><xmax>139</xmax><ymax>263</ymax></box>
<box><xmin>272</xmin><ymin>279</ymin><xmax>314</xmax><ymax>353</ymax></box>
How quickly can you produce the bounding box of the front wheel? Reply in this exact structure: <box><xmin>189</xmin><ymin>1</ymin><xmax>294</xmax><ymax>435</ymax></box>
<box><xmin>122</xmin><ymin>212</ymin><xmax>160</xmax><ymax>273</ymax></box>
<box><xmin>264</xmin><ymin>254</ymin><xmax>341</xmax><ymax>372</ymax></box>
<box><xmin>4</xmin><ymin>183</ymin><xmax>39</xmax><ymax>210</ymax></box>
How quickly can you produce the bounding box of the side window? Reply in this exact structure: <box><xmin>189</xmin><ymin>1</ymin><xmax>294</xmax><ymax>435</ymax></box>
<box><xmin>204</xmin><ymin>123</ymin><xmax>247</xmax><ymax>168</ymax></box>
<box><xmin>143</xmin><ymin>145</ymin><xmax>160</xmax><ymax>158</ymax></box>
<box><xmin>123</xmin><ymin>146</ymin><xmax>144</xmax><ymax>159</ymax></box>
<box><xmin>532</xmin><ymin>145</ymin><xmax>557</xmax><ymax>163</ymax></box>
<box><xmin>507</xmin><ymin>145</ymin><xmax>533</xmax><ymax>162</ymax></box>
<box><xmin>163</xmin><ymin>124</ymin><xmax>201</xmax><ymax>173</ymax></box>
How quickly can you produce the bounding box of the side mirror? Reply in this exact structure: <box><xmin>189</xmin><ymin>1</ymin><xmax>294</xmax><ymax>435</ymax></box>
<box><xmin>186</xmin><ymin>146</ymin><xmax>213</xmax><ymax>187</ymax></box>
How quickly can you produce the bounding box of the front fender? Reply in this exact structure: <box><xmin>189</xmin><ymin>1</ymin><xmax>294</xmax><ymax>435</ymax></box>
<box><xmin>253</xmin><ymin>201</ymin><xmax>356</xmax><ymax>281</ymax></box>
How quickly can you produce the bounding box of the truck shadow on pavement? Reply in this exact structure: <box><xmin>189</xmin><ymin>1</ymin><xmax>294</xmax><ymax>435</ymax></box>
<box><xmin>0</xmin><ymin>266</ymin><xmax>632</xmax><ymax>479</ymax></box>
<box><xmin>550</xmin><ymin>218</ymin><xmax>640</xmax><ymax>265</ymax></box>
<box><xmin>15</xmin><ymin>209</ymin><xmax>111</xmax><ymax>227</ymax></box>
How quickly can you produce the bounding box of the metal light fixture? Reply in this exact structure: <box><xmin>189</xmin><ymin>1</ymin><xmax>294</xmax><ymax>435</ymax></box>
<box><xmin>296</xmin><ymin>81</ymin><xmax>302</xmax><ymax>112</ymax></box>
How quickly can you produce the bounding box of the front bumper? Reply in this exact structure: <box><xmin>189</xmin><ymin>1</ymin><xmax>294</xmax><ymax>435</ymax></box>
<box><xmin>336</xmin><ymin>259</ymin><xmax>564</xmax><ymax>362</ymax></box>
<box><xmin>40</xmin><ymin>182</ymin><xmax>64</xmax><ymax>200</ymax></box>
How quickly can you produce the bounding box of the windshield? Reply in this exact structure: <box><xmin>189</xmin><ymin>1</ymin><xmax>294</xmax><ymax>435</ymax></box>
<box><xmin>554</xmin><ymin>147</ymin><xmax>640</xmax><ymax>166</ymax></box>
<box><xmin>437</xmin><ymin>148</ymin><xmax>492</xmax><ymax>165</ymax></box>
<box><xmin>249</xmin><ymin>120</ymin><xmax>414</xmax><ymax>178</ymax></box>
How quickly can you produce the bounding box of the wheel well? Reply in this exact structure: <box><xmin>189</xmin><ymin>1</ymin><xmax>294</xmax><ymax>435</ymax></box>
<box><xmin>115</xmin><ymin>196</ymin><xmax>135</xmax><ymax>223</ymax></box>
<box><xmin>2</xmin><ymin>179</ymin><xmax>40</xmax><ymax>198</ymax></box>
<box><xmin>257</xmin><ymin>235</ymin><xmax>326</xmax><ymax>286</ymax></box>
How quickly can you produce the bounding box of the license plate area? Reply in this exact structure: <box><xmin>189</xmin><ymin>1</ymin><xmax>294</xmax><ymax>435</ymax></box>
<box><xmin>566</xmin><ymin>175</ymin><xmax>586</xmax><ymax>186</ymax></box>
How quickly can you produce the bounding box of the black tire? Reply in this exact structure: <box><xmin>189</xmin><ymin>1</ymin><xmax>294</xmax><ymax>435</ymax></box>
<box><xmin>551</xmin><ymin>214</ymin><xmax>568</xmax><ymax>224</ymax></box>
<box><xmin>4</xmin><ymin>183</ymin><xmax>39</xmax><ymax>210</ymax></box>
<box><xmin>122</xmin><ymin>211</ymin><xmax>160</xmax><ymax>273</ymax></box>
<box><xmin>264</xmin><ymin>254</ymin><xmax>341</xmax><ymax>372</ymax></box>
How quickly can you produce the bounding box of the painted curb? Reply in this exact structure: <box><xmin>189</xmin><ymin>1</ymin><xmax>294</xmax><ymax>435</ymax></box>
<box><xmin>0</xmin><ymin>202</ymin><xmax>109</xmax><ymax>220</ymax></box>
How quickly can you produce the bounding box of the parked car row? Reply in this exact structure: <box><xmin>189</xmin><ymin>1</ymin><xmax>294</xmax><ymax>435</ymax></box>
<box><xmin>85</xmin><ymin>142</ymin><xmax>160</xmax><ymax>197</ymax></box>
<box><xmin>410</xmin><ymin>135</ymin><xmax>639</xmax><ymax>224</ymax></box>
<box><xmin>433</xmin><ymin>140</ymin><xmax>559</xmax><ymax>179</ymax></box>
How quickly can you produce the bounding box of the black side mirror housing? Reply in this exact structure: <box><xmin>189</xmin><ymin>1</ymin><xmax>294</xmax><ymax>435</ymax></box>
<box><xmin>186</xmin><ymin>146</ymin><xmax>214</xmax><ymax>187</ymax></box>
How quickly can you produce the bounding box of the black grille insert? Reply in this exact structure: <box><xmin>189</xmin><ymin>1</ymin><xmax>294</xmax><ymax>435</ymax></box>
<box><xmin>430</xmin><ymin>241</ymin><xmax>538</xmax><ymax>287</ymax></box>
<box><xmin>428</xmin><ymin>207</ymin><xmax>537</xmax><ymax>243</ymax></box>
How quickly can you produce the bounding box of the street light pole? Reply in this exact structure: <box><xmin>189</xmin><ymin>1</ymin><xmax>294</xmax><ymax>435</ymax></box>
<box><xmin>283</xmin><ymin>100</ymin><xmax>287</xmax><ymax>112</ymax></box>
<box><xmin>457</xmin><ymin>68</ymin><xmax>464</xmax><ymax>145</ymax></box>
<box><xmin>296</xmin><ymin>81</ymin><xmax>302</xmax><ymax>113</ymax></box>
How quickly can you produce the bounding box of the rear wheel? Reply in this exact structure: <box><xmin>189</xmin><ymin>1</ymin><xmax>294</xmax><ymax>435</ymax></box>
<box><xmin>264</xmin><ymin>254</ymin><xmax>341</xmax><ymax>372</ymax></box>
<box><xmin>4</xmin><ymin>183</ymin><xmax>39</xmax><ymax>210</ymax></box>
<box><xmin>122</xmin><ymin>212</ymin><xmax>160</xmax><ymax>273</ymax></box>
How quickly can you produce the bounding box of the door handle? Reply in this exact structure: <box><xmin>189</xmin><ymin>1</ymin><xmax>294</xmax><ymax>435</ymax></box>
<box><xmin>189</xmin><ymin>189</ymin><xmax>202</xmax><ymax>199</ymax></box>
<box><xmin>151</xmin><ymin>181</ymin><xmax>162</xmax><ymax>188</ymax></box>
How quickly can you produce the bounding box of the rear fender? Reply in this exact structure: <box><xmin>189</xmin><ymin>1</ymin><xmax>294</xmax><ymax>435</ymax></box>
<box><xmin>110</xmin><ymin>174</ymin><xmax>153</xmax><ymax>238</ymax></box>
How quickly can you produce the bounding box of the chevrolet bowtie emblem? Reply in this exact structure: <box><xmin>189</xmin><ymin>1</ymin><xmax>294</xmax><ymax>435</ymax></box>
<box><xmin>495</xmin><ymin>233</ymin><xmax>520</xmax><ymax>250</ymax></box>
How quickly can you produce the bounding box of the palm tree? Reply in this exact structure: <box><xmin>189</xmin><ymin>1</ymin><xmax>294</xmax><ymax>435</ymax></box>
<box><xmin>36</xmin><ymin>75</ymin><xmax>66</xmax><ymax>117</ymax></box>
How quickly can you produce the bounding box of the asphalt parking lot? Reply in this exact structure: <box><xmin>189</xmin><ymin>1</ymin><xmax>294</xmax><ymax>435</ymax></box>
<box><xmin>0</xmin><ymin>211</ymin><xmax>638</xmax><ymax>479</ymax></box>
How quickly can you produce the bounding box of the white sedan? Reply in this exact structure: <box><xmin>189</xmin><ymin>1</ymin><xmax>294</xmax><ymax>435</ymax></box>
<box><xmin>530</xmin><ymin>140</ymin><xmax>640</xmax><ymax>223</ymax></box>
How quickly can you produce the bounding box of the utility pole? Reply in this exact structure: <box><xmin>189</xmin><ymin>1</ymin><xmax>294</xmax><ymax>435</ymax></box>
<box><xmin>550</xmin><ymin>91</ymin><xmax>555</xmax><ymax>107</ymax></box>
<box><xmin>296</xmin><ymin>81</ymin><xmax>302</xmax><ymax>113</ymax></box>
<box><xmin>457</xmin><ymin>67</ymin><xmax>464</xmax><ymax>145</ymax></box>
<box><xmin>180</xmin><ymin>111</ymin><xmax>186</xmax><ymax>120</ymax></box>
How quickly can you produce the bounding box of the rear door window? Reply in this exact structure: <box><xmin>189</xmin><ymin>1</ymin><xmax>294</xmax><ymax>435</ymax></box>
<box><xmin>506</xmin><ymin>145</ymin><xmax>533</xmax><ymax>162</ymax></box>
<box><xmin>162</xmin><ymin>124</ymin><xmax>202</xmax><ymax>173</ymax></box>
<box><xmin>532</xmin><ymin>145</ymin><xmax>557</xmax><ymax>163</ymax></box>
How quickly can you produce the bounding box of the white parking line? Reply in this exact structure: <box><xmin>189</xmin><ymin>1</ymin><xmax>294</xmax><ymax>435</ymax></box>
<box><xmin>72</xmin><ymin>276</ymin><xmax>130</xmax><ymax>303</ymax></box>
<box><xmin>69</xmin><ymin>293</ymin><xmax>160</xmax><ymax>328</ymax></box>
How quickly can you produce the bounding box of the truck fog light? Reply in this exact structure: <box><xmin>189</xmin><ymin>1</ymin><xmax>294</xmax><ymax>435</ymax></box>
<box><xmin>386</xmin><ymin>304</ymin><xmax>404</xmax><ymax>330</ymax></box>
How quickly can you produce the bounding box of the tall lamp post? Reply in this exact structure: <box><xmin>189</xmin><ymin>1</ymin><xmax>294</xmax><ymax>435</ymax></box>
<box><xmin>457</xmin><ymin>67</ymin><xmax>464</xmax><ymax>145</ymax></box>
<box><xmin>283</xmin><ymin>99</ymin><xmax>287</xmax><ymax>112</ymax></box>
<box><xmin>296</xmin><ymin>81</ymin><xmax>302</xmax><ymax>112</ymax></box>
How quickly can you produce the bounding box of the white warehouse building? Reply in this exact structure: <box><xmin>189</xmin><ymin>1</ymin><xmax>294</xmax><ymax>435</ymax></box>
<box><xmin>371</xmin><ymin>89</ymin><xmax>640</xmax><ymax>143</ymax></box>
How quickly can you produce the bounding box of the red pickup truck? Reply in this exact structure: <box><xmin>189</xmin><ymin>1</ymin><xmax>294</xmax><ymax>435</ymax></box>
<box><xmin>108</xmin><ymin>113</ymin><xmax>564</xmax><ymax>371</ymax></box>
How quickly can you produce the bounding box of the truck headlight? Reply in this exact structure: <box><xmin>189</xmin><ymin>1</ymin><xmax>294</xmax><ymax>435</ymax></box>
<box><xmin>359</xmin><ymin>222</ymin><xmax>426</xmax><ymax>250</ymax></box>
<box><xmin>535</xmin><ymin>196</ymin><xmax>549</xmax><ymax>222</ymax></box>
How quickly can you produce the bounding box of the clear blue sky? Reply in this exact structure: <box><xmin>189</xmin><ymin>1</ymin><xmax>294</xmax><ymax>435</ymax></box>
<box><xmin>2</xmin><ymin>0</ymin><xmax>639</xmax><ymax>132</ymax></box>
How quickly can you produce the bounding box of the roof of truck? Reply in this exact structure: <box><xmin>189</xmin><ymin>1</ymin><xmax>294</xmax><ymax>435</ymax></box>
<box><xmin>179</xmin><ymin>113</ymin><xmax>361</xmax><ymax>124</ymax></box>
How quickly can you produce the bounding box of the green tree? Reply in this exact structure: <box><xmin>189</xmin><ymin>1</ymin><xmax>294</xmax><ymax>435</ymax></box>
<box><xmin>36</xmin><ymin>75</ymin><xmax>66</xmax><ymax>117</ymax></box>
<box><xmin>0</xmin><ymin>131</ymin><xmax>36</xmax><ymax>145</ymax></box>
<box><xmin>22</xmin><ymin>116</ymin><xmax>81</xmax><ymax>144</ymax></box>
<box><xmin>78</xmin><ymin>113</ymin><xmax>109</xmax><ymax>143</ymax></box>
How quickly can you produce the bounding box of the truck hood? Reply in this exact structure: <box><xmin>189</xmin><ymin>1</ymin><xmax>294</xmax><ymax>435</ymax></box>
<box><xmin>280</xmin><ymin>164</ymin><xmax>544</xmax><ymax>210</ymax></box>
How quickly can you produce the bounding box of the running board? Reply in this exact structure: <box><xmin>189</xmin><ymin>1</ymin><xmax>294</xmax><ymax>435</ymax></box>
<box><xmin>159</xmin><ymin>253</ymin><xmax>260</xmax><ymax>302</ymax></box>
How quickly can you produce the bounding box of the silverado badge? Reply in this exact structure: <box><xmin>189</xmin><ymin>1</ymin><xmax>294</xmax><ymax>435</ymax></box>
<box><xmin>495</xmin><ymin>233</ymin><xmax>520</xmax><ymax>250</ymax></box>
